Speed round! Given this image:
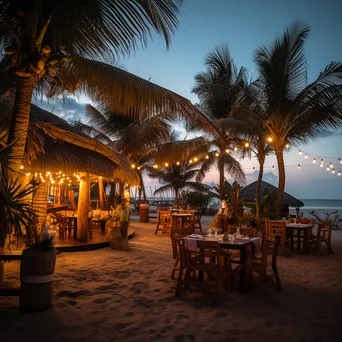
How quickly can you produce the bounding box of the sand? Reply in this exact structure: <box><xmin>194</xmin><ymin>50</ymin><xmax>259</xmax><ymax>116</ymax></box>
<box><xmin>1</xmin><ymin>216</ymin><xmax>342</xmax><ymax>342</ymax></box>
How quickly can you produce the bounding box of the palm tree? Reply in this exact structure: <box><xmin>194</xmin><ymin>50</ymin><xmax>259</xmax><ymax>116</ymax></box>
<box><xmin>234</xmin><ymin>22</ymin><xmax>342</xmax><ymax>216</ymax></box>
<box><xmin>192</xmin><ymin>46</ymin><xmax>246</xmax><ymax>199</ymax></box>
<box><xmin>148</xmin><ymin>160</ymin><xmax>209</xmax><ymax>205</ymax></box>
<box><xmin>0</xmin><ymin>0</ymin><xmax>199</xmax><ymax>172</ymax></box>
<box><xmin>74</xmin><ymin>104</ymin><xmax>173</xmax><ymax>200</ymax></box>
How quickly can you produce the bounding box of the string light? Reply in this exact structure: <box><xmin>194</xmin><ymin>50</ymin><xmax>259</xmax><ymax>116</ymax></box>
<box><xmin>244</xmin><ymin>142</ymin><xmax>250</xmax><ymax>148</ymax></box>
<box><xmin>233</xmin><ymin>147</ymin><xmax>238</xmax><ymax>152</ymax></box>
<box><xmin>285</xmin><ymin>143</ymin><xmax>290</xmax><ymax>149</ymax></box>
<box><xmin>338</xmin><ymin>171</ymin><xmax>341</xmax><ymax>176</ymax></box>
<box><xmin>164</xmin><ymin>162</ymin><xmax>169</xmax><ymax>167</ymax></box>
<box><xmin>321</xmin><ymin>159</ymin><xmax>324</xmax><ymax>165</ymax></box>
<box><xmin>225</xmin><ymin>148</ymin><xmax>229</xmax><ymax>154</ymax></box>
<box><xmin>193</xmin><ymin>157</ymin><xmax>198</xmax><ymax>162</ymax></box>
<box><xmin>215</xmin><ymin>152</ymin><xmax>220</xmax><ymax>157</ymax></box>
<box><xmin>267</xmin><ymin>137</ymin><xmax>273</xmax><ymax>143</ymax></box>
<box><xmin>189</xmin><ymin>159</ymin><xmax>193</xmax><ymax>164</ymax></box>
<box><xmin>329</xmin><ymin>163</ymin><xmax>333</xmax><ymax>169</ymax></box>
<box><xmin>298</xmin><ymin>164</ymin><xmax>301</xmax><ymax>169</ymax></box>
<box><xmin>332</xmin><ymin>169</ymin><xmax>336</xmax><ymax>174</ymax></box>
<box><xmin>176</xmin><ymin>161</ymin><xmax>180</xmax><ymax>165</ymax></box>
<box><xmin>298</xmin><ymin>150</ymin><xmax>302</xmax><ymax>156</ymax></box>
<box><xmin>137</xmin><ymin>166</ymin><xmax>141</xmax><ymax>170</ymax></box>
<box><xmin>19</xmin><ymin>165</ymin><xmax>24</xmax><ymax>170</ymax></box>
<box><xmin>131</xmin><ymin>164</ymin><xmax>136</xmax><ymax>169</ymax></box>
<box><xmin>339</xmin><ymin>158</ymin><xmax>342</xmax><ymax>164</ymax></box>
<box><xmin>312</xmin><ymin>158</ymin><xmax>316</xmax><ymax>164</ymax></box>
<box><xmin>326</xmin><ymin>167</ymin><xmax>330</xmax><ymax>171</ymax></box>
<box><xmin>320</xmin><ymin>164</ymin><xmax>324</xmax><ymax>168</ymax></box>
<box><xmin>205</xmin><ymin>155</ymin><xmax>209</xmax><ymax>160</ymax></box>
<box><xmin>304</xmin><ymin>154</ymin><xmax>308</xmax><ymax>159</ymax></box>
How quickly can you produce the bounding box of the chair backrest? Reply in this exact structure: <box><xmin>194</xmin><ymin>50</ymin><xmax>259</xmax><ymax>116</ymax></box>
<box><xmin>317</xmin><ymin>221</ymin><xmax>332</xmax><ymax>240</ymax></box>
<box><xmin>158</xmin><ymin>207</ymin><xmax>170</xmax><ymax>212</ymax></box>
<box><xmin>296</xmin><ymin>218</ymin><xmax>313</xmax><ymax>225</ymax></box>
<box><xmin>260</xmin><ymin>236</ymin><xmax>281</xmax><ymax>269</ymax></box>
<box><xmin>158</xmin><ymin>210</ymin><xmax>172</xmax><ymax>222</ymax></box>
<box><xmin>229</xmin><ymin>226</ymin><xmax>257</xmax><ymax>237</ymax></box>
<box><xmin>170</xmin><ymin>227</ymin><xmax>193</xmax><ymax>259</ymax></box>
<box><xmin>267</xmin><ymin>220</ymin><xmax>287</xmax><ymax>241</ymax></box>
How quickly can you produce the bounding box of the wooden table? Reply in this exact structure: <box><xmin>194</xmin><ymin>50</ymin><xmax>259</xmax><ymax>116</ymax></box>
<box><xmin>92</xmin><ymin>218</ymin><xmax>107</xmax><ymax>232</ymax></box>
<box><xmin>286</xmin><ymin>223</ymin><xmax>313</xmax><ymax>254</ymax></box>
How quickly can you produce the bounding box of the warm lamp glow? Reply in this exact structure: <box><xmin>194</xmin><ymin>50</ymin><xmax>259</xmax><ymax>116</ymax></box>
<box><xmin>326</xmin><ymin>167</ymin><xmax>330</xmax><ymax>171</ymax></box>
<box><xmin>338</xmin><ymin>171</ymin><xmax>341</xmax><ymax>176</ymax></box>
<box><xmin>165</xmin><ymin>162</ymin><xmax>169</xmax><ymax>167</ymax></box>
<box><xmin>320</xmin><ymin>164</ymin><xmax>324</xmax><ymax>168</ymax></box>
<box><xmin>233</xmin><ymin>147</ymin><xmax>238</xmax><ymax>152</ymax></box>
<box><xmin>298</xmin><ymin>150</ymin><xmax>302</xmax><ymax>156</ymax></box>
<box><xmin>131</xmin><ymin>164</ymin><xmax>136</xmax><ymax>169</ymax></box>
<box><xmin>205</xmin><ymin>155</ymin><xmax>209</xmax><ymax>160</ymax></box>
<box><xmin>313</xmin><ymin>158</ymin><xmax>316</xmax><ymax>164</ymax></box>
<box><xmin>305</xmin><ymin>154</ymin><xmax>308</xmax><ymax>159</ymax></box>
<box><xmin>244</xmin><ymin>142</ymin><xmax>250</xmax><ymax>148</ymax></box>
<box><xmin>332</xmin><ymin>169</ymin><xmax>336</xmax><ymax>174</ymax></box>
<box><xmin>285</xmin><ymin>143</ymin><xmax>290</xmax><ymax>149</ymax></box>
<box><xmin>176</xmin><ymin>161</ymin><xmax>180</xmax><ymax>165</ymax></box>
<box><xmin>20</xmin><ymin>165</ymin><xmax>24</xmax><ymax>170</ymax></box>
<box><xmin>137</xmin><ymin>166</ymin><xmax>141</xmax><ymax>170</ymax></box>
<box><xmin>225</xmin><ymin>148</ymin><xmax>229</xmax><ymax>154</ymax></box>
<box><xmin>193</xmin><ymin>157</ymin><xmax>198</xmax><ymax>162</ymax></box>
<box><xmin>329</xmin><ymin>163</ymin><xmax>333</xmax><ymax>169</ymax></box>
<box><xmin>189</xmin><ymin>159</ymin><xmax>193</xmax><ymax>164</ymax></box>
<box><xmin>340</xmin><ymin>158</ymin><xmax>342</xmax><ymax>164</ymax></box>
<box><xmin>215</xmin><ymin>152</ymin><xmax>220</xmax><ymax>157</ymax></box>
<box><xmin>321</xmin><ymin>159</ymin><xmax>324</xmax><ymax>165</ymax></box>
<box><xmin>267</xmin><ymin>137</ymin><xmax>273</xmax><ymax>143</ymax></box>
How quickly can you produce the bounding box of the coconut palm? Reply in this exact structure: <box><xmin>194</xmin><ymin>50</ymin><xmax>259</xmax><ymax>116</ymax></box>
<box><xmin>148</xmin><ymin>160</ymin><xmax>210</xmax><ymax>205</ymax></box>
<box><xmin>74</xmin><ymin>104</ymin><xmax>173</xmax><ymax>200</ymax></box>
<box><xmin>192</xmin><ymin>46</ymin><xmax>246</xmax><ymax>199</ymax></box>
<box><xmin>234</xmin><ymin>22</ymin><xmax>342</xmax><ymax>216</ymax></box>
<box><xmin>0</xmin><ymin>0</ymin><xmax>200</xmax><ymax>172</ymax></box>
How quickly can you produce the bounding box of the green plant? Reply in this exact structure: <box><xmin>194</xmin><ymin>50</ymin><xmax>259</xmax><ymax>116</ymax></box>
<box><xmin>226</xmin><ymin>182</ymin><xmax>244</xmax><ymax>223</ymax></box>
<box><xmin>260</xmin><ymin>189</ymin><xmax>278</xmax><ymax>219</ymax></box>
<box><xmin>0</xmin><ymin>173</ymin><xmax>41</xmax><ymax>251</ymax></box>
<box><xmin>309</xmin><ymin>210</ymin><xmax>342</xmax><ymax>230</ymax></box>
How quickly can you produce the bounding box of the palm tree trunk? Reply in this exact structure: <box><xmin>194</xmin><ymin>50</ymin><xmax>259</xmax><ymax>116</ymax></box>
<box><xmin>275</xmin><ymin>145</ymin><xmax>285</xmax><ymax>218</ymax></box>
<box><xmin>219</xmin><ymin>162</ymin><xmax>225</xmax><ymax>200</ymax></box>
<box><xmin>138</xmin><ymin>172</ymin><xmax>147</xmax><ymax>201</ymax></box>
<box><xmin>255</xmin><ymin>155</ymin><xmax>265</xmax><ymax>219</ymax></box>
<box><xmin>7</xmin><ymin>76</ymin><xmax>38</xmax><ymax>173</ymax></box>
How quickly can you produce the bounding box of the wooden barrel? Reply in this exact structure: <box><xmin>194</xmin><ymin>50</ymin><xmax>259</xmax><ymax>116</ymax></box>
<box><xmin>19</xmin><ymin>248</ymin><xmax>57</xmax><ymax>312</ymax></box>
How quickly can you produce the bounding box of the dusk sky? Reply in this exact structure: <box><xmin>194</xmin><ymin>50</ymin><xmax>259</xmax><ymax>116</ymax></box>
<box><xmin>38</xmin><ymin>0</ymin><xmax>342</xmax><ymax>199</ymax></box>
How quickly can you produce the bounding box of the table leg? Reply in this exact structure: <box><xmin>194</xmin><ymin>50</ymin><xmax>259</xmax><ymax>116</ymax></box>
<box><xmin>297</xmin><ymin>228</ymin><xmax>301</xmax><ymax>250</ymax></box>
<box><xmin>238</xmin><ymin>247</ymin><xmax>247</xmax><ymax>292</ymax></box>
<box><xmin>73</xmin><ymin>219</ymin><xmax>77</xmax><ymax>239</ymax></box>
<box><xmin>101</xmin><ymin>221</ymin><xmax>106</xmax><ymax>232</ymax></box>
<box><xmin>302</xmin><ymin>229</ymin><xmax>309</xmax><ymax>254</ymax></box>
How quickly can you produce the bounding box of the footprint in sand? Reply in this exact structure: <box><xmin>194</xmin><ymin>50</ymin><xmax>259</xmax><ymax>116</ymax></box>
<box><xmin>65</xmin><ymin>299</ymin><xmax>77</xmax><ymax>306</ymax></box>
<box><xmin>123</xmin><ymin>311</ymin><xmax>135</xmax><ymax>317</ymax></box>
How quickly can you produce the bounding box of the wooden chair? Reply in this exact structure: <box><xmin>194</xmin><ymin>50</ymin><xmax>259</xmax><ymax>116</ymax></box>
<box><xmin>293</xmin><ymin>218</ymin><xmax>313</xmax><ymax>249</ymax></box>
<box><xmin>180</xmin><ymin>210</ymin><xmax>195</xmax><ymax>230</ymax></box>
<box><xmin>267</xmin><ymin>220</ymin><xmax>292</xmax><ymax>254</ymax></box>
<box><xmin>309</xmin><ymin>221</ymin><xmax>333</xmax><ymax>254</ymax></box>
<box><xmin>245</xmin><ymin>236</ymin><xmax>282</xmax><ymax>290</ymax></box>
<box><xmin>191</xmin><ymin>207</ymin><xmax>203</xmax><ymax>232</ymax></box>
<box><xmin>55</xmin><ymin>213</ymin><xmax>67</xmax><ymax>239</ymax></box>
<box><xmin>170</xmin><ymin>227</ymin><xmax>193</xmax><ymax>279</ymax></box>
<box><xmin>229</xmin><ymin>226</ymin><xmax>257</xmax><ymax>237</ymax></box>
<box><xmin>176</xmin><ymin>239</ymin><xmax>232</xmax><ymax>303</ymax></box>
<box><xmin>155</xmin><ymin>210</ymin><xmax>172</xmax><ymax>235</ymax></box>
<box><xmin>256</xmin><ymin>218</ymin><xmax>267</xmax><ymax>241</ymax></box>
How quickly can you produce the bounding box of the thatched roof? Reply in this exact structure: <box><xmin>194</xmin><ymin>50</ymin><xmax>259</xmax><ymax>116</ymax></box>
<box><xmin>240</xmin><ymin>181</ymin><xmax>304</xmax><ymax>207</ymax></box>
<box><xmin>23</xmin><ymin>105</ymin><xmax>139</xmax><ymax>184</ymax></box>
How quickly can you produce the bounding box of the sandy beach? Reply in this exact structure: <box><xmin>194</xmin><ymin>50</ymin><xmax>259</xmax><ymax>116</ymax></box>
<box><xmin>1</xmin><ymin>216</ymin><xmax>342</xmax><ymax>342</ymax></box>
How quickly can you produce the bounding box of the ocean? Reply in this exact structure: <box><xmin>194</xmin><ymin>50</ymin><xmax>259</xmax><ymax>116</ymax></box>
<box><xmin>298</xmin><ymin>199</ymin><xmax>342</xmax><ymax>210</ymax></box>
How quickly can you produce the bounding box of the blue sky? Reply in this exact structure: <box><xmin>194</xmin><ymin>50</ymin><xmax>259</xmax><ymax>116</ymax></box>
<box><xmin>38</xmin><ymin>0</ymin><xmax>342</xmax><ymax>199</ymax></box>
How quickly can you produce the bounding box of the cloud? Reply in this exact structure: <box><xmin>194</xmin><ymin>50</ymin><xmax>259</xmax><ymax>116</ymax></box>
<box><xmin>33</xmin><ymin>97</ymin><xmax>86</xmax><ymax>122</ymax></box>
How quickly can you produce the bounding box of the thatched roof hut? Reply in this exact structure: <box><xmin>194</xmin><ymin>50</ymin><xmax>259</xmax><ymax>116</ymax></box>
<box><xmin>24</xmin><ymin>105</ymin><xmax>138</xmax><ymax>183</ymax></box>
<box><xmin>240</xmin><ymin>181</ymin><xmax>304</xmax><ymax>207</ymax></box>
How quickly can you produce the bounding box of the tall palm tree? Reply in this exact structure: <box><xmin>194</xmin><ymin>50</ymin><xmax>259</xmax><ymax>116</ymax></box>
<box><xmin>74</xmin><ymin>104</ymin><xmax>173</xmax><ymax>200</ymax></box>
<box><xmin>148</xmin><ymin>160</ymin><xmax>209</xmax><ymax>205</ymax></box>
<box><xmin>192</xmin><ymin>46</ymin><xmax>246</xmax><ymax>199</ymax></box>
<box><xmin>0</xmin><ymin>0</ymin><xmax>199</xmax><ymax>172</ymax></box>
<box><xmin>234</xmin><ymin>22</ymin><xmax>342</xmax><ymax>216</ymax></box>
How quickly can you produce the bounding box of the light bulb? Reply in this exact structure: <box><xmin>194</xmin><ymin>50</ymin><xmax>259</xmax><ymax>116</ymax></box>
<box><xmin>338</xmin><ymin>171</ymin><xmax>341</xmax><ymax>176</ymax></box>
<box><xmin>340</xmin><ymin>158</ymin><xmax>342</xmax><ymax>164</ymax></box>
<box><xmin>131</xmin><ymin>164</ymin><xmax>136</xmax><ymax>169</ymax></box>
<box><xmin>329</xmin><ymin>163</ymin><xmax>333</xmax><ymax>169</ymax></box>
<box><xmin>285</xmin><ymin>143</ymin><xmax>290</xmax><ymax>149</ymax></box>
<box><xmin>298</xmin><ymin>150</ymin><xmax>302</xmax><ymax>156</ymax></box>
<box><xmin>332</xmin><ymin>169</ymin><xmax>336</xmax><ymax>174</ymax></box>
<box><xmin>193</xmin><ymin>157</ymin><xmax>198</xmax><ymax>162</ymax></box>
<box><xmin>176</xmin><ymin>161</ymin><xmax>180</xmax><ymax>165</ymax></box>
<box><xmin>233</xmin><ymin>147</ymin><xmax>238</xmax><ymax>152</ymax></box>
<box><xmin>321</xmin><ymin>159</ymin><xmax>324</xmax><ymax>165</ymax></box>
<box><xmin>19</xmin><ymin>165</ymin><xmax>24</xmax><ymax>170</ymax></box>
<box><xmin>165</xmin><ymin>162</ymin><xmax>169</xmax><ymax>167</ymax></box>
<box><xmin>244</xmin><ymin>142</ymin><xmax>250</xmax><ymax>148</ymax></box>
<box><xmin>320</xmin><ymin>164</ymin><xmax>323</xmax><ymax>168</ymax></box>
<box><xmin>305</xmin><ymin>154</ymin><xmax>308</xmax><ymax>159</ymax></box>
<box><xmin>326</xmin><ymin>167</ymin><xmax>330</xmax><ymax>171</ymax></box>
<box><xmin>298</xmin><ymin>164</ymin><xmax>301</xmax><ymax>169</ymax></box>
<box><xmin>225</xmin><ymin>148</ymin><xmax>229</xmax><ymax>154</ymax></box>
<box><xmin>267</xmin><ymin>137</ymin><xmax>273</xmax><ymax>143</ymax></box>
<box><xmin>189</xmin><ymin>159</ymin><xmax>193</xmax><ymax>164</ymax></box>
<box><xmin>313</xmin><ymin>158</ymin><xmax>316</xmax><ymax>164</ymax></box>
<box><xmin>205</xmin><ymin>155</ymin><xmax>209</xmax><ymax>160</ymax></box>
<box><xmin>215</xmin><ymin>152</ymin><xmax>220</xmax><ymax>157</ymax></box>
<box><xmin>137</xmin><ymin>166</ymin><xmax>141</xmax><ymax>170</ymax></box>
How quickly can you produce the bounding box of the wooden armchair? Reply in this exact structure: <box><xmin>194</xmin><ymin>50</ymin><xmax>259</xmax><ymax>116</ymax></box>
<box><xmin>309</xmin><ymin>221</ymin><xmax>333</xmax><ymax>254</ymax></box>
<box><xmin>155</xmin><ymin>210</ymin><xmax>172</xmax><ymax>235</ymax></box>
<box><xmin>267</xmin><ymin>220</ymin><xmax>292</xmax><ymax>254</ymax></box>
<box><xmin>180</xmin><ymin>210</ymin><xmax>195</xmax><ymax>230</ymax></box>
<box><xmin>55</xmin><ymin>213</ymin><xmax>67</xmax><ymax>239</ymax></box>
<box><xmin>245</xmin><ymin>236</ymin><xmax>282</xmax><ymax>290</ymax></box>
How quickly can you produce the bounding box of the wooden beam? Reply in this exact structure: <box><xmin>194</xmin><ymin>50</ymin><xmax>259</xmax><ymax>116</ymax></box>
<box><xmin>77</xmin><ymin>172</ymin><xmax>90</xmax><ymax>241</ymax></box>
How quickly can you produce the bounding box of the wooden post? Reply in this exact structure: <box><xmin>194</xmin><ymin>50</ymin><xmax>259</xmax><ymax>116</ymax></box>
<box><xmin>98</xmin><ymin>177</ymin><xmax>104</xmax><ymax>210</ymax></box>
<box><xmin>77</xmin><ymin>172</ymin><xmax>90</xmax><ymax>241</ymax></box>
